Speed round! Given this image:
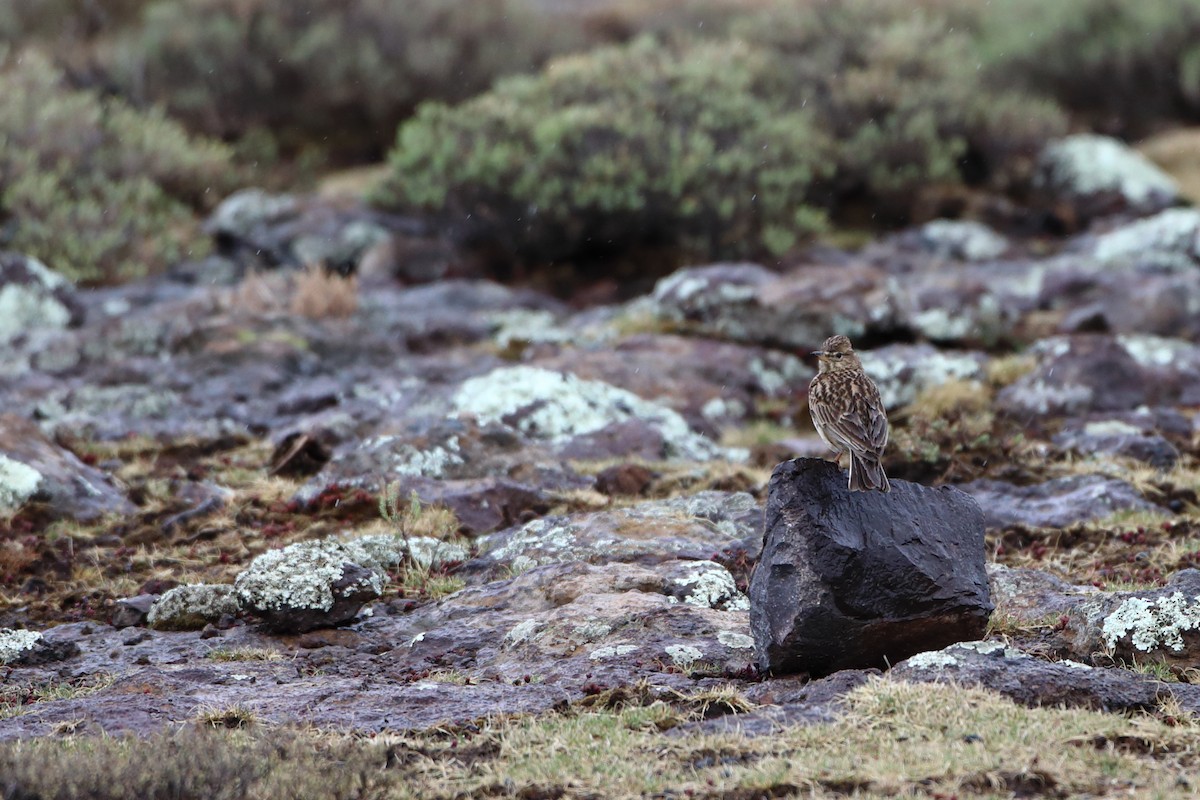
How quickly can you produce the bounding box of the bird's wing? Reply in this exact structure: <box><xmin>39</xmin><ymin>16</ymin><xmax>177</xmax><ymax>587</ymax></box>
<box><xmin>814</xmin><ymin>374</ymin><xmax>888</xmax><ymax>458</ymax></box>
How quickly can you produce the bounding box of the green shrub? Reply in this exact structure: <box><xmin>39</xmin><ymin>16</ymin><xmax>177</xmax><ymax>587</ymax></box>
<box><xmin>375</xmin><ymin>36</ymin><xmax>835</xmax><ymax>263</ymax></box>
<box><xmin>101</xmin><ymin>0</ymin><xmax>589</xmax><ymax>163</ymax></box>
<box><xmin>374</xmin><ymin>1</ymin><xmax>1064</xmax><ymax>266</ymax></box>
<box><xmin>733</xmin><ymin>0</ymin><xmax>1065</xmax><ymax>207</ymax></box>
<box><xmin>0</xmin><ymin>52</ymin><xmax>236</xmax><ymax>285</ymax></box>
<box><xmin>0</xmin><ymin>0</ymin><xmax>151</xmax><ymax>45</ymax></box>
<box><xmin>977</xmin><ymin>0</ymin><xmax>1200</xmax><ymax>137</ymax></box>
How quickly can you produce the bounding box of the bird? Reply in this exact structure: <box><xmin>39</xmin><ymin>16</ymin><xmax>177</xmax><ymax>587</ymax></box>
<box><xmin>808</xmin><ymin>334</ymin><xmax>891</xmax><ymax>492</ymax></box>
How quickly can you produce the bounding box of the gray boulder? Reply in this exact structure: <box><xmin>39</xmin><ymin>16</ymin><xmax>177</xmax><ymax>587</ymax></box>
<box><xmin>958</xmin><ymin>475</ymin><xmax>1162</xmax><ymax>530</ymax></box>
<box><xmin>0</xmin><ymin>252</ymin><xmax>83</xmax><ymax>345</ymax></box>
<box><xmin>750</xmin><ymin>458</ymin><xmax>991</xmax><ymax>677</ymax></box>
<box><xmin>1036</xmin><ymin>134</ymin><xmax>1180</xmax><ymax>220</ymax></box>
<box><xmin>0</xmin><ymin>414</ymin><xmax>133</xmax><ymax>521</ymax></box>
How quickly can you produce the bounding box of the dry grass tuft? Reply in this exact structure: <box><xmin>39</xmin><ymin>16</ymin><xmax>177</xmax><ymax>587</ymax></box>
<box><xmin>227</xmin><ymin>266</ymin><xmax>358</xmax><ymax>320</ymax></box>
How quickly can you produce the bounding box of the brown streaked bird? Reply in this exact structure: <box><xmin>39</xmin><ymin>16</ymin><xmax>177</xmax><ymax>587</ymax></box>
<box><xmin>808</xmin><ymin>334</ymin><xmax>890</xmax><ymax>492</ymax></box>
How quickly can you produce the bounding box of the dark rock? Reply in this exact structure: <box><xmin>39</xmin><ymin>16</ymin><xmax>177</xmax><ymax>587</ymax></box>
<box><xmin>594</xmin><ymin>464</ymin><xmax>656</xmax><ymax>497</ymax></box>
<box><xmin>0</xmin><ymin>414</ymin><xmax>134</xmax><ymax>521</ymax></box>
<box><xmin>988</xmin><ymin>564</ymin><xmax>1100</xmax><ymax>622</ymax></box>
<box><xmin>269</xmin><ymin>430</ymin><xmax>335</xmax><ymax>477</ymax></box>
<box><xmin>894</xmin><ymin>640</ymin><xmax>1200</xmax><ymax>715</ymax></box>
<box><xmin>958</xmin><ymin>475</ymin><xmax>1162</xmax><ymax>530</ymax></box>
<box><xmin>111</xmin><ymin>594</ymin><xmax>159</xmax><ymax>629</ymax></box>
<box><xmin>750</xmin><ymin>459</ymin><xmax>991</xmax><ymax>677</ymax></box>
<box><xmin>557</xmin><ymin>419</ymin><xmax>667</xmax><ymax>461</ymax></box>
<box><xmin>5</xmin><ymin>633</ymin><xmax>79</xmax><ymax>667</ymax></box>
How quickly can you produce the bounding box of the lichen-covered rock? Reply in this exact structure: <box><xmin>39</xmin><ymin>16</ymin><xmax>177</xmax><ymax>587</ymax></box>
<box><xmin>996</xmin><ymin>336</ymin><xmax>1165</xmax><ymax>416</ymax></box>
<box><xmin>894</xmin><ymin>640</ymin><xmax>1200</xmax><ymax>715</ymax></box>
<box><xmin>147</xmin><ymin>584</ymin><xmax>242</xmax><ymax>631</ymax></box>
<box><xmin>0</xmin><ymin>628</ymin><xmax>43</xmax><ymax>665</ymax></box>
<box><xmin>235</xmin><ymin>539</ymin><xmax>385</xmax><ymax>633</ymax></box>
<box><xmin>1053</xmin><ymin>418</ymin><xmax>1180</xmax><ymax>469</ymax></box>
<box><xmin>453</xmin><ymin>365</ymin><xmax>734</xmax><ymax>461</ymax></box>
<box><xmin>857</xmin><ymin>345</ymin><xmax>987</xmax><ymax>409</ymax></box>
<box><xmin>352</xmin><ymin>533</ymin><xmax>468</xmax><ymax>571</ymax></box>
<box><xmin>0</xmin><ymin>252</ymin><xmax>83</xmax><ymax>345</ymax></box>
<box><xmin>1087</xmin><ymin>208</ymin><xmax>1200</xmax><ymax>271</ymax></box>
<box><xmin>958</xmin><ymin>475</ymin><xmax>1162</xmax><ymax>530</ymax></box>
<box><xmin>0</xmin><ymin>414</ymin><xmax>133</xmax><ymax>520</ymax></box>
<box><xmin>661</xmin><ymin>560</ymin><xmax>749</xmax><ymax>611</ymax></box>
<box><xmin>1037</xmin><ymin>134</ymin><xmax>1180</xmax><ymax>219</ymax></box>
<box><xmin>650</xmin><ymin>262</ymin><xmax>896</xmax><ymax>349</ymax></box>
<box><xmin>1066</xmin><ymin>570</ymin><xmax>1200</xmax><ymax>667</ymax></box>
<box><xmin>477</xmin><ymin>491</ymin><xmax>761</xmax><ymax>574</ymax></box>
<box><xmin>910</xmin><ymin>219</ymin><xmax>1010</xmax><ymax>262</ymax></box>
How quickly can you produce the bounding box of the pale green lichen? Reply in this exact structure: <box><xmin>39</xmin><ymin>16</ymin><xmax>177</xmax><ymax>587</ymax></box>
<box><xmin>918</xmin><ymin>219</ymin><xmax>1009</xmax><ymax>261</ymax></box>
<box><xmin>0</xmin><ymin>628</ymin><xmax>42</xmax><ymax>664</ymax></box>
<box><xmin>674</xmin><ymin>561</ymin><xmax>749</xmax><ymax>611</ymax></box>
<box><xmin>363</xmin><ymin>434</ymin><xmax>465</xmax><ymax>479</ymax></box>
<box><xmin>716</xmin><ymin>630</ymin><xmax>754</xmax><ymax>650</ymax></box>
<box><xmin>665</xmin><ymin>644</ymin><xmax>704</xmax><ymax>668</ymax></box>
<box><xmin>0</xmin><ymin>277</ymin><xmax>73</xmax><ymax>344</ymax></box>
<box><xmin>1102</xmin><ymin>591</ymin><xmax>1200</xmax><ymax>653</ymax></box>
<box><xmin>0</xmin><ymin>455</ymin><xmax>43</xmax><ymax>510</ymax></box>
<box><xmin>504</xmin><ymin>619</ymin><xmax>542</xmax><ymax>648</ymax></box>
<box><xmin>589</xmin><ymin>643</ymin><xmax>639</xmax><ymax>660</ymax></box>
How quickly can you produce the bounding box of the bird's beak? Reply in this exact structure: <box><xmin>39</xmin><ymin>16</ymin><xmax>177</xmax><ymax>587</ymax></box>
<box><xmin>811</xmin><ymin>350</ymin><xmax>826</xmax><ymax>359</ymax></box>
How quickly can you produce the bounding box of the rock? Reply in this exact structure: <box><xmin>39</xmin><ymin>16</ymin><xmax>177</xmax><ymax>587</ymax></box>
<box><xmin>234</xmin><ymin>540</ymin><xmax>385</xmax><ymax>633</ymax></box>
<box><xmin>958</xmin><ymin>475</ymin><xmax>1162</xmax><ymax>530</ymax></box>
<box><xmin>1087</xmin><ymin>208</ymin><xmax>1200</xmax><ymax>271</ymax></box>
<box><xmin>996</xmin><ymin>336</ymin><xmax>1163</xmax><ymax>416</ymax></box>
<box><xmin>1036</xmin><ymin>134</ymin><xmax>1180</xmax><ymax>220</ymax></box>
<box><xmin>988</xmin><ymin>564</ymin><xmax>1100</xmax><ymax>622</ymax></box>
<box><xmin>147</xmin><ymin>584</ymin><xmax>242</xmax><ymax>631</ymax></box>
<box><xmin>909</xmin><ymin>219</ymin><xmax>1011</xmax><ymax>262</ymax></box>
<box><xmin>0</xmin><ymin>252</ymin><xmax>83</xmax><ymax>345</ymax></box>
<box><xmin>1066</xmin><ymin>570</ymin><xmax>1200</xmax><ymax>668</ymax></box>
<box><xmin>593</xmin><ymin>463</ymin><xmax>656</xmax><ymax>497</ymax></box>
<box><xmin>1053</xmin><ymin>418</ymin><xmax>1180</xmax><ymax>469</ymax></box>
<box><xmin>453</xmin><ymin>365</ymin><xmax>736</xmax><ymax>462</ymax></box>
<box><xmin>476</xmin><ymin>491</ymin><xmax>761</xmax><ymax>574</ymax></box>
<box><xmin>111</xmin><ymin>594</ymin><xmax>159</xmax><ymax>629</ymax></box>
<box><xmin>857</xmin><ymin>344</ymin><xmax>987</xmax><ymax>409</ymax></box>
<box><xmin>0</xmin><ymin>414</ymin><xmax>134</xmax><ymax>521</ymax></box>
<box><xmin>681</xmin><ymin>669</ymin><xmax>878</xmax><ymax>736</ymax></box>
<box><xmin>0</xmin><ymin>628</ymin><xmax>43</xmax><ymax>665</ymax></box>
<box><xmin>750</xmin><ymin>458</ymin><xmax>991</xmax><ymax>677</ymax></box>
<box><xmin>659</xmin><ymin>561</ymin><xmax>749</xmax><ymax>611</ymax></box>
<box><xmin>894</xmin><ymin>640</ymin><xmax>1200</xmax><ymax>715</ymax></box>
<box><xmin>650</xmin><ymin>262</ymin><xmax>897</xmax><ymax>349</ymax></box>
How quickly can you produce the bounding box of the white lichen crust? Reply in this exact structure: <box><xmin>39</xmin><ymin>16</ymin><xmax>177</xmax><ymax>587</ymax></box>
<box><xmin>1102</xmin><ymin>591</ymin><xmax>1200</xmax><ymax>653</ymax></box>
<box><xmin>0</xmin><ymin>628</ymin><xmax>43</xmax><ymax>664</ymax></box>
<box><xmin>235</xmin><ymin>540</ymin><xmax>384</xmax><ymax>612</ymax></box>
<box><xmin>453</xmin><ymin>365</ymin><xmax>730</xmax><ymax>461</ymax></box>
<box><xmin>674</xmin><ymin>561</ymin><xmax>749</xmax><ymax>611</ymax></box>
<box><xmin>0</xmin><ymin>455</ymin><xmax>43</xmax><ymax>510</ymax></box>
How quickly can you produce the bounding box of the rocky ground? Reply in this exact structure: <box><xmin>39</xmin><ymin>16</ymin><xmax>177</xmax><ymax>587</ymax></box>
<box><xmin>3</xmin><ymin>134</ymin><xmax>1200</xmax><ymax>797</ymax></box>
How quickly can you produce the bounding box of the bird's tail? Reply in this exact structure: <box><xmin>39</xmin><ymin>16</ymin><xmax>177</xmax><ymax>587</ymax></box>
<box><xmin>848</xmin><ymin>453</ymin><xmax>890</xmax><ymax>493</ymax></box>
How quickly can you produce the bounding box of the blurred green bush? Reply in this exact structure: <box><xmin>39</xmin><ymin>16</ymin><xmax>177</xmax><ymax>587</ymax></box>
<box><xmin>374</xmin><ymin>1</ymin><xmax>1064</xmax><ymax>264</ymax></box>
<box><xmin>977</xmin><ymin>0</ymin><xmax>1200</xmax><ymax>137</ymax></box>
<box><xmin>0</xmin><ymin>0</ymin><xmax>151</xmax><ymax>44</ymax></box>
<box><xmin>0</xmin><ymin>52</ymin><xmax>237</xmax><ymax>285</ymax></box>
<box><xmin>101</xmin><ymin>0</ymin><xmax>589</xmax><ymax>163</ymax></box>
<box><xmin>374</xmin><ymin>36</ymin><xmax>835</xmax><ymax>263</ymax></box>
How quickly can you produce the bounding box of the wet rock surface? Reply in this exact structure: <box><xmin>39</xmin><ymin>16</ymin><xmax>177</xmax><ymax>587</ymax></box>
<box><xmin>750</xmin><ymin>459</ymin><xmax>991</xmax><ymax>677</ymax></box>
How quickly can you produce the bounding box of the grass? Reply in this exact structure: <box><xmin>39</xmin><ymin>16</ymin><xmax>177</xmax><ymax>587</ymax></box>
<box><xmin>3</xmin><ymin>680</ymin><xmax>1200</xmax><ymax>797</ymax></box>
<box><xmin>0</xmin><ymin>673</ymin><xmax>116</xmax><ymax>721</ymax></box>
<box><xmin>204</xmin><ymin>646</ymin><xmax>284</xmax><ymax>663</ymax></box>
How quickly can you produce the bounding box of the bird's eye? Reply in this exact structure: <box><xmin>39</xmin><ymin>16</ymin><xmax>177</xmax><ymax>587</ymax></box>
<box><xmin>832</xmin><ymin>353</ymin><xmax>843</xmax><ymax>359</ymax></box>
